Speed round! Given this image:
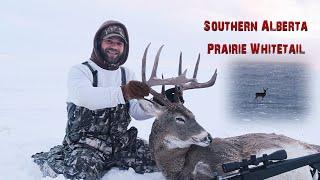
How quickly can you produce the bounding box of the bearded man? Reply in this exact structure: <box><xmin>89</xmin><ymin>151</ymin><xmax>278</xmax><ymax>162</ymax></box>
<box><xmin>32</xmin><ymin>20</ymin><xmax>159</xmax><ymax>180</ymax></box>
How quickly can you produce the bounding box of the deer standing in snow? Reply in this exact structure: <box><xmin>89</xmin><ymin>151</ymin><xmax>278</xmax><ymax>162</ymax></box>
<box><xmin>255</xmin><ymin>88</ymin><xmax>268</xmax><ymax>100</ymax></box>
<box><xmin>138</xmin><ymin>44</ymin><xmax>320</xmax><ymax>180</ymax></box>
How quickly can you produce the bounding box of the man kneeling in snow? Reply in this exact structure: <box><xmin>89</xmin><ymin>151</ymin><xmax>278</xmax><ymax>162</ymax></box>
<box><xmin>32</xmin><ymin>20</ymin><xmax>158</xmax><ymax>179</ymax></box>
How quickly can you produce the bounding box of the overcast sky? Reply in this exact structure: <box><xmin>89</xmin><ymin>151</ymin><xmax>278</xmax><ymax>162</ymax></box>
<box><xmin>0</xmin><ymin>0</ymin><xmax>319</xmax><ymax>72</ymax></box>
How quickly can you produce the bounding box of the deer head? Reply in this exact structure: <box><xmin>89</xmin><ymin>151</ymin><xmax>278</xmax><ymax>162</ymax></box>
<box><xmin>138</xmin><ymin>43</ymin><xmax>217</xmax><ymax>149</ymax></box>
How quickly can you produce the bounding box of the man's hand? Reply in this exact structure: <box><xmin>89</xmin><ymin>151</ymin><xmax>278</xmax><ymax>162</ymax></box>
<box><xmin>121</xmin><ymin>81</ymin><xmax>150</xmax><ymax>101</ymax></box>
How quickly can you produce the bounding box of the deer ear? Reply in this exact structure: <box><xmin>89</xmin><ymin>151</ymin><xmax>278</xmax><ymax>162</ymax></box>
<box><xmin>138</xmin><ymin>99</ymin><xmax>165</xmax><ymax>117</ymax></box>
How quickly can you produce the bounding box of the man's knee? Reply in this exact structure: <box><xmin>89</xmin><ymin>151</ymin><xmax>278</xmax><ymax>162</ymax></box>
<box><xmin>64</xmin><ymin>148</ymin><xmax>108</xmax><ymax>179</ymax></box>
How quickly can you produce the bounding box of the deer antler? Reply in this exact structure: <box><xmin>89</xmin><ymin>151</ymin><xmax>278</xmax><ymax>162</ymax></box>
<box><xmin>141</xmin><ymin>43</ymin><xmax>217</xmax><ymax>107</ymax></box>
<box><xmin>142</xmin><ymin>43</ymin><xmax>194</xmax><ymax>87</ymax></box>
<box><xmin>178</xmin><ymin>53</ymin><xmax>217</xmax><ymax>90</ymax></box>
<box><xmin>142</xmin><ymin>44</ymin><xmax>217</xmax><ymax>88</ymax></box>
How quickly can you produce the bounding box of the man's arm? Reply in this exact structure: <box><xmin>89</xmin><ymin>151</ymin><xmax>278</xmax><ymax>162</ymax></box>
<box><xmin>129</xmin><ymin>99</ymin><xmax>154</xmax><ymax>120</ymax></box>
<box><xmin>67</xmin><ymin>65</ymin><xmax>126</xmax><ymax>110</ymax></box>
<box><xmin>123</xmin><ymin>67</ymin><xmax>154</xmax><ymax>120</ymax></box>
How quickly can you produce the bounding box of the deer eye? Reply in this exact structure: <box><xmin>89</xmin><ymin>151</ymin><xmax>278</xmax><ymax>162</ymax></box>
<box><xmin>175</xmin><ymin>117</ymin><xmax>185</xmax><ymax>124</ymax></box>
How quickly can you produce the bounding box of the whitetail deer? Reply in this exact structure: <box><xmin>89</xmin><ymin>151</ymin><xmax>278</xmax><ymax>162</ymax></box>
<box><xmin>138</xmin><ymin>44</ymin><xmax>320</xmax><ymax>180</ymax></box>
<box><xmin>255</xmin><ymin>88</ymin><xmax>268</xmax><ymax>100</ymax></box>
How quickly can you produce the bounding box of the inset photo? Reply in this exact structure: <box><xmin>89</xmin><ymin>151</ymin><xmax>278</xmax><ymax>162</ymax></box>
<box><xmin>227</xmin><ymin>62</ymin><xmax>311</xmax><ymax>122</ymax></box>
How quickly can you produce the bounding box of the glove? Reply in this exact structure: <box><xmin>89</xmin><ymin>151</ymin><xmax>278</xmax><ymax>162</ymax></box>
<box><xmin>121</xmin><ymin>81</ymin><xmax>150</xmax><ymax>101</ymax></box>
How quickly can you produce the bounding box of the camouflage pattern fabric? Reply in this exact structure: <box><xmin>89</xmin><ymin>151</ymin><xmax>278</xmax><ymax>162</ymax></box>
<box><xmin>32</xmin><ymin>102</ymin><xmax>158</xmax><ymax>179</ymax></box>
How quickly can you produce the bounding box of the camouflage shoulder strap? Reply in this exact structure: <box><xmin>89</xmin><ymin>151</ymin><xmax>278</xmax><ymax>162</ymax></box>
<box><xmin>82</xmin><ymin>61</ymin><xmax>98</xmax><ymax>87</ymax></box>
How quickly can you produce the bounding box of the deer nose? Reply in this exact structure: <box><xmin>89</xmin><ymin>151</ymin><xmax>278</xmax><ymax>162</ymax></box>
<box><xmin>200</xmin><ymin>134</ymin><xmax>212</xmax><ymax>144</ymax></box>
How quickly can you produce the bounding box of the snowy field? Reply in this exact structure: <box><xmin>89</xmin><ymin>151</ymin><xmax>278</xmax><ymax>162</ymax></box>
<box><xmin>229</xmin><ymin>62</ymin><xmax>311</xmax><ymax>122</ymax></box>
<box><xmin>0</xmin><ymin>57</ymin><xmax>319</xmax><ymax>180</ymax></box>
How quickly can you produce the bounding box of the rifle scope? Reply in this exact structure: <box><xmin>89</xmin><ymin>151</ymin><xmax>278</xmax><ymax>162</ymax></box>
<box><xmin>222</xmin><ymin>149</ymin><xmax>287</xmax><ymax>173</ymax></box>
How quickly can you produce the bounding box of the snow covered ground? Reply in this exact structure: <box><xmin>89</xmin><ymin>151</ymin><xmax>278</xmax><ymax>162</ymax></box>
<box><xmin>0</xmin><ymin>57</ymin><xmax>319</xmax><ymax>180</ymax></box>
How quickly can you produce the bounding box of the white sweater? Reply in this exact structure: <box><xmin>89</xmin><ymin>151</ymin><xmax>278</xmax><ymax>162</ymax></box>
<box><xmin>66</xmin><ymin>60</ymin><xmax>152</xmax><ymax>120</ymax></box>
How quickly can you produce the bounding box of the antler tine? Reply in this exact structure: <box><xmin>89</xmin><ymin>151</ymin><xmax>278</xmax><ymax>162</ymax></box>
<box><xmin>193</xmin><ymin>53</ymin><xmax>200</xmax><ymax>79</ymax></box>
<box><xmin>145</xmin><ymin>46</ymin><xmax>193</xmax><ymax>87</ymax></box>
<box><xmin>142</xmin><ymin>43</ymin><xmax>151</xmax><ymax>83</ymax></box>
<box><xmin>183</xmin><ymin>69</ymin><xmax>217</xmax><ymax>90</ymax></box>
<box><xmin>180</xmin><ymin>54</ymin><xmax>217</xmax><ymax>90</ymax></box>
<box><xmin>173</xmin><ymin>86</ymin><xmax>178</xmax><ymax>103</ymax></box>
<box><xmin>179</xmin><ymin>52</ymin><xmax>189</xmax><ymax>78</ymax></box>
<box><xmin>150</xmin><ymin>45</ymin><xmax>164</xmax><ymax>80</ymax></box>
<box><xmin>179</xmin><ymin>52</ymin><xmax>182</xmax><ymax>76</ymax></box>
<box><xmin>161</xmin><ymin>74</ymin><xmax>165</xmax><ymax>95</ymax></box>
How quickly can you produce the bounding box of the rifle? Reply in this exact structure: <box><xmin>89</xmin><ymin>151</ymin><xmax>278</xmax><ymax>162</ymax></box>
<box><xmin>213</xmin><ymin>150</ymin><xmax>320</xmax><ymax>180</ymax></box>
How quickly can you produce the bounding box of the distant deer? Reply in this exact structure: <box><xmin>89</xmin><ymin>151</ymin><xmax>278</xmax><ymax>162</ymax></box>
<box><xmin>255</xmin><ymin>88</ymin><xmax>268</xmax><ymax>100</ymax></box>
<box><xmin>138</xmin><ymin>44</ymin><xmax>320</xmax><ymax>180</ymax></box>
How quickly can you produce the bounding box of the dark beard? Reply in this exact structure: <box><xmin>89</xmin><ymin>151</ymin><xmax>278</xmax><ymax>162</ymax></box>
<box><xmin>102</xmin><ymin>48</ymin><xmax>122</xmax><ymax>63</ymax></box>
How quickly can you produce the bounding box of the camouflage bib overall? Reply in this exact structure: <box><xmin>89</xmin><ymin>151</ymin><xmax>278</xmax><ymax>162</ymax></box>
<box><xmin>32</xmin><ymin>62</ymin><xmax>158</xmax><ymax>180</ymax></box>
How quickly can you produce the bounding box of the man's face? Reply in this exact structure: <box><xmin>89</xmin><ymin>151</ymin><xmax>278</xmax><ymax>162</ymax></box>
<box><xmin>100</xmin><ymin>36</ymin><xmax>125</xmax><ymax>63</ymax></box>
